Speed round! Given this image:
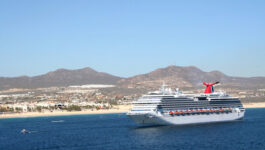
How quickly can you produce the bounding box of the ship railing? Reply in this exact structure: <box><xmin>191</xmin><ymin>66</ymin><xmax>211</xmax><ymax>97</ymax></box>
<box><xmin>168</xmin><ymin>108</ymin><xmax>234</xmax><ymax>115</ymax></box>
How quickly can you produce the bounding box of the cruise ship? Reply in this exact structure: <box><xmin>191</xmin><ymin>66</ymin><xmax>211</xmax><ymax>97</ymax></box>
<box><xmin>127</xmin><ymin>82</ymin><xmax>245</xmax><ymax>126</ymax></box>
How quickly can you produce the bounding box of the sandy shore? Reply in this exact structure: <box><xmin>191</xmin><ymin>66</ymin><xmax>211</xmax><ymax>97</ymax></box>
<box><xmin>0</xmin><ymin>105</ymin><xmax>133</xmax><ymax>119</ymax></box>
<box><xmin>243</xmin><ymin>102</ymin><xmax>265</xmax><ymax>108</ymax></box>
<box><xmin>1</xmin><ymin>103</ymin><xmax>265</xmax><ymax>119</ymax></box>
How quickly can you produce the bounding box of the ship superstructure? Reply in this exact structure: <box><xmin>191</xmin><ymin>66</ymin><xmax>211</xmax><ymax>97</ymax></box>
<box><xmin>127</xmin><ymin>82</ymin><xmax>245</xmax><ymax>126</ymax></box>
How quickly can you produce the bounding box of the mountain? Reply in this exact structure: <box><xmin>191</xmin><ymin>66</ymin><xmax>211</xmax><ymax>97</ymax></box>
<box><xmin>118</xmin><ymin>65</ymin><xmax>265</xmax><ymax>90</ymax></box>
<box><xmin>0</xmin><ymin>65</ymin><xmax>265</xmax><ymax>90</ymax></box>
<box><xmin>0</xmin><ymin>67</ymin><xmax>122</xmax><ymax>90</ymax></box>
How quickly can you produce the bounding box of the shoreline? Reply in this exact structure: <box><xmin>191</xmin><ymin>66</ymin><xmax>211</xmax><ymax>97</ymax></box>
<box><xmin>0</xmin><ymin>105</ymin><xmax>132</xmax><ymax>119</ymax></box>
<box><xmin>243</xmin><ymin>102</ymin><xmax>265</xmax><ymax>108</ymax></box>
<box><xmin>1</xmin><ymin>103</ymin><xmax>265</xmax><ymax>119</ymax></box>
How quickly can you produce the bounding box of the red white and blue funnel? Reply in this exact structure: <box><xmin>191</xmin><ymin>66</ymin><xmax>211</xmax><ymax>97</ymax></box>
<box><xmin>203</xmin><ymin>82</ymin><xmax>219</xmax><ymax>94</ymax></box>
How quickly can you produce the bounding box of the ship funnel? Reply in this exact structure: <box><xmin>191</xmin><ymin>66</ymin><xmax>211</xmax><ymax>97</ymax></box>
<box><xmin>203</xmin><ymin>82</ymin><xmax>219</xmax><ymax>94</ymax></box>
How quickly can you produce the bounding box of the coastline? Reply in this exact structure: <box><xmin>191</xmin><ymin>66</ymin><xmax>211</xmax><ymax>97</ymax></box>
<box><xmin>1</xmin><ymin>103</ymin><xmax>265</xmax><ymax>119</ymax></box>
<box><xmin>0</xmin><ymin>105</ymin><xmax>132</xmax><ymax>119</ymax></box>
<box><xmin>243</xmin><ymin>102</ymin><xmax>265</xmax><ymax>108</ymax></box>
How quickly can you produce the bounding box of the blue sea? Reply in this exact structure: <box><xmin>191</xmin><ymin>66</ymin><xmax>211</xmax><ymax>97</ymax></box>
<box><xmin>0</xmin><ymin>108</ymin><xmax>265</xmax><ymax>150</ymax></box>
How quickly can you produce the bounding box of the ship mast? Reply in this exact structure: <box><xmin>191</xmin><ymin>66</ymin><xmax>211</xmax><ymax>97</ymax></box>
<box><xmin>161</xmin><ymin>81</ymin><xmax>167</xmax><ymax>95</ymax></box>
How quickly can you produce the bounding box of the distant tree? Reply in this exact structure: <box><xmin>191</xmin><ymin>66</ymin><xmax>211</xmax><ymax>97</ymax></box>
<box><xmin>109</xmin><ymin>100</ymin><xmax>118</xmax><ymax>105</ymax></box>
<box><xmin>66</xmin><ymin>105</ymin><xmax>81</xmax><ymax>111</ymax></box>
<box><xmin>49</xmin><ymin>106</ymin><xmax>55</xmax><ymax>110</ymax></box>
<box><xmin>96</xmin><ymin>106</ymin><xmax>101</xmax><ymax>110</ymax></box>
<box><xmin>36</xmin><ymin>106</ymin><xmax>42</xmax><ymax>112</ymax></box>
<box><xmin>0</xmin><ymin>107</ymin><xmax>8</xmax><ymax>112</ymax></box>
<box><xmin>9</xmin><ymin>108</ymin><xmax>14</xmax><ymax>112</ymax></box>
<box><xmin>15</xmin><ymin>108</ymin><xmax>23</xmax><ymax>113</ymax></box>
<box><xmin>27</xmin><ymin>107</ymin><xmax>32</xmax><ymax>112</ymax></box>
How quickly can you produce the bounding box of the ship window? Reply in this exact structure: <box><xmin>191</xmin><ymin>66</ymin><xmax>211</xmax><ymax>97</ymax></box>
<box><xmin>196</xmin><ymin>97</ymin><xmax>207</xmax><ymax>100</ymax></box>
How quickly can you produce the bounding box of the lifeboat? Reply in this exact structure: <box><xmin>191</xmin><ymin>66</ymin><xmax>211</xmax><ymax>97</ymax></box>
<box><xmin>169</xmin><ymin>111</ymin><xmax>174</xmax><ymax>115</ymax></box>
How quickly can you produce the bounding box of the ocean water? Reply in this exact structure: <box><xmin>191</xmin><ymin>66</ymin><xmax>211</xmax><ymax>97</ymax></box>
<box><xmin>0</xmin><ymin>108</ymin><xmax>265</xmax><ymax>150</ymax></box>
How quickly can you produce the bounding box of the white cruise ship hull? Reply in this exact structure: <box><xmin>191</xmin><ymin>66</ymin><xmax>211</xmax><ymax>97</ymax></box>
<box><xmin>127</xmin><ymin>83</ymin><xmax>245</xmax><ymax>126</ymax></box>
<box><xmin>127</xmin><ymin>110</ymin><xmax>245</xmax><ymax>126</ymax></box>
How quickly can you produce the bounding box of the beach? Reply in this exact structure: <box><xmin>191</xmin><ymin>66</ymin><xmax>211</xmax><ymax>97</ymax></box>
<box><xmin>0</xmin><ymin>105</ymin><xmax>133</xmax><ymax>119</ymax></box>
<box><xmin>1</xmin><ymin>103</ymin><xmax>265</xmax><ymax>119</ymax></box>
<box><xmin>243</xmin><ymin>102</ymin><xmax>265</xmax><ymax>108</ymax></box>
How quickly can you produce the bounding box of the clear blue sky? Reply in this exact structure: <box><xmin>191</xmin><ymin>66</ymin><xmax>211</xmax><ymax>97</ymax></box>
<box><xmin>0</xmin><ymin>0</ymin><xmax>265</xmax><ymax>78</ymax></box>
